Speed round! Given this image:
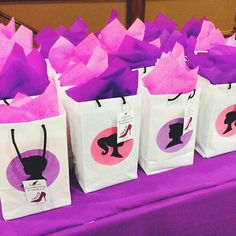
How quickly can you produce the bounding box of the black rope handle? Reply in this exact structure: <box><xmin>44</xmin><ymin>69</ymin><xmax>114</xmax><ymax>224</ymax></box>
<box><xmin>228</xmin><ymin>83</ymin><xmax>232</xmax><ymax>90</ymax></box>
<box><xmin>95</xmin><ymin>99</ymin><xmax>102</xmax><ymax>107</ymax></box>
<box><xmin>96</xmin><ymin>97</ymin><xmax>127</xmax><ymax>107</ymax></box>
<box><xmin>3</xmin><ymin>99</ymin><xmax>9</xmax><ymax>105</ymax></box>
<box><xmin>143</xmin><ymin>67</ymin><xmax>147</xmax><ymax>74</ymax></box>
<box><xmin>168</xmin><ymin>93</ymin><xmax>182</xmax><ymax>102</ymax></box>
<box><xmin>188</xmin><ymin>89</ymin><xmax>196</xmax><ymax>99</ymax></box>
<box><xmin>121</xmin><ymin>96</ymin><xmax>126</xmax><ymax>105</ymax></box>
<box><xmin>42</xmin><ymin>124</ymin><xmax>47</xmax><ymax>158</ymax></box>
<box><xmin>168</xmin><ymin>89</ymin><xmax>196</xmax><ymax>102</ymax></box>
<box><xmin>11</xmin><ymin>129</ymin><xmax>23</xmax><ymax>162</ymax></box>
<box><xmin>11</xmin><ymin>124</ymin><xmax>47</xmax><ymax>161</ymax></box>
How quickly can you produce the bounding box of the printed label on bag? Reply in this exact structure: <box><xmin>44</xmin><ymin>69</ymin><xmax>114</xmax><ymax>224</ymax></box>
<box><xmin>23</xmin><ymin>179</ymin><xmax>48</xmax><ymax>205</ymax></box>
<box><xmin>117</xmin><ymin>110</ymin><xmax>134</xmax><ymax>143</ymax></box>
<box><xmin>183</xmin><ymin>99</ymin><xmax>194</xmax><ymax>135</ymax></box>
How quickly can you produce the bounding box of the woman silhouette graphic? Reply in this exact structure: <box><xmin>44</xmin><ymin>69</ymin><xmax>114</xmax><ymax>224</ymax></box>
<box><xmin>223</xmin><ymin>111</ymin><xmax>236</xmax><ymax>134</ymax></box>
<box><xmin>97</xmin><ymin>133</ymin><xmax>124</xmax><ymax>158</ymax></box>
<box><xmin>165</xmin><ymin>122</ymin><xmax>184</xmax><ymax>149</ymax></box>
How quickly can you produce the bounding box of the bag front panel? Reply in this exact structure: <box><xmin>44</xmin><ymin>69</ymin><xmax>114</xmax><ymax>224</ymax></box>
<box><xmin>140</xmin><ymin>89</ymin><xmax>200</xmax><ymax>174</ymax></box>
<box><xmin>0</xmin><ymin>114</ymin><xmax>71</xmax><ymax>220</ymax></box>
<box><xmin>196</xmin><ymin>77</ymin><xmax>236</xmax><ymax>157</ymax></box>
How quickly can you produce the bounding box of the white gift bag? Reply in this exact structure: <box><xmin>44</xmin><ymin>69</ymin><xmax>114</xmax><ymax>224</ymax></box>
<box><xmin>139</xmin><ymin>88</ymin><xmax>200</xmax><ymax>175</ymax></box>
<box><xmin>64</xmin><ymin>95</ymin><xmax>141</xmax><ymax>193</ymax></box>
<box><xmin>0</xmin><ymin>112</ymin><xmax>71</xmax><ymax>220</ymax></box>
<box><xmin>196</xmin><ymin>76</ymin><xmax>236</xmax><ymax>157</ymax></box>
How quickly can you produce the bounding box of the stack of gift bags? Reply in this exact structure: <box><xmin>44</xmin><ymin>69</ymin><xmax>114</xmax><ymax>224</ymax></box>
<box><xmin>0</xmin><ymin>12</ymin><xmax>235</xmax><ymax>220</ymax></box>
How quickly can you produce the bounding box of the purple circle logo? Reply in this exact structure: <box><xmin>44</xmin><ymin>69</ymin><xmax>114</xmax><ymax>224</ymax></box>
<box><xmin>7</xmin><ymin>149</ymin><xmax>60</xmax><ymax>191</ymax></box>
<box><xmin>156</xmin><ymin>118</ymin><xmax>193</xmax><ymax>153</ymax></box>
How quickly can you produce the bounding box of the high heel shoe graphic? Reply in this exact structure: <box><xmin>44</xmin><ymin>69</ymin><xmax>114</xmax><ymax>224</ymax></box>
<box><xmin>119</xmin><ymin>124</ymin><xmax>132</xmax><ymax>138</ymax></box>
<box><xmin>31</xmin><ymin>191</ymin><xmax>46</xmax><ymax>203</ymax></box>
<box><xmin>184</xmin><ymin>117</ymin><xmax>192</xmax><ymax>131</ymax></box>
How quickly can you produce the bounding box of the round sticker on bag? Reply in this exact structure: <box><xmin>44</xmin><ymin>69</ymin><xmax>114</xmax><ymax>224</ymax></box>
<box><xmin>91</xmin><ymin>127</ymin><xmax>133</xmax><ymax>165</ymax></box>
<box><xmin>216</xmin><ymin>104</ymin><xmax>236</xmax><ymax>137</ymax></box>
<box><xmin>156</xmin><ymin>118</ymin><xmax>193</xmax><ymax>153</ymax></box>
<box><xmin>7</xmin><ymin>150</ymin><xmax>60</xmax><ymax>192</ymax></box>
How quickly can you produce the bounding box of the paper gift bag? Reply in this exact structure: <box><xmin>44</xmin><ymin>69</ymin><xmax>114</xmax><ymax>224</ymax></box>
<box><xmin>196</xmin><ymin>76</ymin><xmax>236</xmax><ymax>157</ymax></box>
<box><xmin>0</xmin><ymin>112</ymin><xmax>71</xmax><ymax>220</ymax></box>
<box><xmin>64</xmin><ymin>95</ymin><xmax>141</xmax><ymax>193</ymax></box>
<box><xmin>139</xmin><ymin>88</ymin><xmax>200</xmax><ymax>175</ymax></box>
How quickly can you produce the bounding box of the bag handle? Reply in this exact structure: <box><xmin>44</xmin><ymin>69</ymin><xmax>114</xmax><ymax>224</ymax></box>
<box><xmin>143</xmin><ymin>67</ymin><xmax>147</xmax><ymax>74</ymax></box>
<box><xmin>11</xmin><ymin>124</ymin><xmax>47</xmax><ymax>162</ymax></box>
<box><xmin>11</xmin><ymin>129</ymin><xmax>23</xmax><ymax>161</ymax></box>
<box><xmin>121</xmin><ymin>96</ymin><xmax>126</xmax><ymax>105</ymax></box>
<box><xmin>42</xmin><ymin>124</ymin><xmax>47</xmax><ymax>158</ymax></box>
<box><xmin>3</xmin><ymin>99</ymin><xmax>9</xmax><ymax>105</ymax></box>
<box><xmin>95</xmin><ymin>96</ymin><xmax>127</xmax><ymax>108</ymax></box>
<box><xmin>95</xmin><ymin>99</ymin><xmax>102</xmax><ymax>107</ymax></box>
<box><xmin>168</xmin><ymin>89</ymin><xmax>196</xmax><ymax>102</ymax></box>
<box><xmin>188</xmin><ymin>89</ymin><xmax>196</xmax><ymax>100</ymax></box>
<box><xmin>168</xmin><ymin>93</ymin><xmax>182</xmax><ymax>102</ymax></box>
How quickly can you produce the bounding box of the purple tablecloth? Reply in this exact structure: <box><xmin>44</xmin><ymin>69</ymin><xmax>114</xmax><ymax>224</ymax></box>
<box><xmin>1</xmin><ymin>151</ymin><xmax>236</xmax><ymax>236</ymax></box>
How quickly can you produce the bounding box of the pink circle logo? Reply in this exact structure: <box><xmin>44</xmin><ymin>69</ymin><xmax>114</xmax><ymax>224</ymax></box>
<box><xmin>156</xmin><ymin>118</ymin><xmax>193</xmax><ymax>153</ymax></box>
<box><xmin>216</xmin><ymin>104</ymin><xmax>236</xmax><ymax>137</ymax></box>
<box><xmin>91</xmin><ymin>127</ymin><xmax>133</xmax><ymax>165</ymax></box>
<box><xmin>7</xmin><ymin>149</ymin><xmax>60</xmax><ymax>192</ymax></box>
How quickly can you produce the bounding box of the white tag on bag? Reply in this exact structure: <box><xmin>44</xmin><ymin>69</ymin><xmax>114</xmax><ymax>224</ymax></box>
<box><xmin>183</xmin><ymin>98</ymin><xmax>194</xmax><ymax>135</ymax></box>
<box><xmin>117</xmin><ymin>110</ymin><xmax>134</xmax><ymax>143</ymax></box>
<box><xmin>23</xmin><ymin>179</ymin><xmax>48</xmax><ymax>205</ymax></box>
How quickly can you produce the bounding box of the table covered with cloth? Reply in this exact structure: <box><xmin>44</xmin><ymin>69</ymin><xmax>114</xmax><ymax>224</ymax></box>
<box><xmin>1</xmin><ymin>151</ymin><xmax>236</xmax><ymax>236</ymax></box>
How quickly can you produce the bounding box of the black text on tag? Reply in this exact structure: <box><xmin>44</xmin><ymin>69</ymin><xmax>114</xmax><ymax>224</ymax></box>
<box><xmin>23</xmin><ymin>179</ymin><xmax>48</xmax><ymax>205</ymax></box>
